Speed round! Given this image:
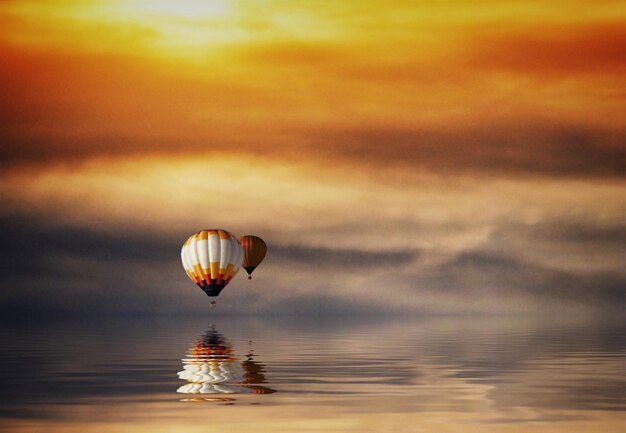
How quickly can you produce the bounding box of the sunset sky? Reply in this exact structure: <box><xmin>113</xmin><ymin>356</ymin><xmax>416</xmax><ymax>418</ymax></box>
<box><xmin>1</xmin><ymin>0</ymin><xmax>624</xmax><ymax>317</ymax></box>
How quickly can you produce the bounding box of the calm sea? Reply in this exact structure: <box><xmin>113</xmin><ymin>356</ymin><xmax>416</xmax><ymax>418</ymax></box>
<box><xmin>1</xmin><ymin>315</ymin><xmax>625</xmax><ymax>432</ymax></box>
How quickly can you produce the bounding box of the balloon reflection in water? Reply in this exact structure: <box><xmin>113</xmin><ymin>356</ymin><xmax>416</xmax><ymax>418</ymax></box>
<box><xmin>177</xmin><ymin>326</ymin><xmax>276</xmax><ymax>397</ymax></box>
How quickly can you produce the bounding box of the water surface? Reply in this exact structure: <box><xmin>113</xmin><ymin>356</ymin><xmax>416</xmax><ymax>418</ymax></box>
<box><xmin>1</xmin><ymin>315</ymin><xmax>625</xmax><ymax>432</ymax></box>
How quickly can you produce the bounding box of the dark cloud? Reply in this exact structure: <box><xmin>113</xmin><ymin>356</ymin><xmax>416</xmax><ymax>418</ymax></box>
<box><xmin>418</xmin><ymin>250</ymin><xmax>626</xmax><ymax>308</ymax></box>
<box><xmin>0</xmin><ymin>214</ymin><xmax>178</xmax><ymax>279</ymax></box>
<box><xmin>305</xmin><ymin>124</ymin><xmax>626</xmax><ymax>179</ymax></box>
<box><xmin>0</xmin><ymin>213</ymin><xmax>420</xmax><ymax>317</ymax></box>
<box><xmin>1</xmin><ymin>208</ymin><xmax>624</xmax><ymax>317</ymax></box>
<box><xmin>0</xmin><ymin>214</ymin><xmax>417</xmax><ymax>281</ymax></box>
<box><xmin>2</xmin><ymin>211</ymin><xmax>625</xmax><ymax>317</ymax></box>
<box><xmin>3</xmin><ymin>122</ymin><xmax>624</xmax><ymax>178</ymax></box>
<box><xmin>0</xmin><ymin>213</ymin><xmax>187</xmax><ymax>317</ymax></box>
<box><xmin>265</xmin><ymin>292</ymin><xmax>407</xmax><ymax>316</ymax></box>
<box><xmin>271</xmin><ymin>244</ymin><xmax>418</xmax><ymax>268</ymax></box>
<box><xmin>522</xmin><ymin>220</ymin><xmax>626</xmax><ymax>247</ymax></box>
<box><xmin>468</xmin><ymin>22</ymin><xmax>626</xmax><ymax>75</ymax></box>
<box><xmin>481</xmin><ymin>219</ymin><xmax>626</xmax><ymax>275</ymax></box>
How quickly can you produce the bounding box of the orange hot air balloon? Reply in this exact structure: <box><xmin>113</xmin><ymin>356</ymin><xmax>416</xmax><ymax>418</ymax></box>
<box><xmin>239</xmin><ymin>235</ymin><xmax>267</xmax><ymax>279</ymax></box>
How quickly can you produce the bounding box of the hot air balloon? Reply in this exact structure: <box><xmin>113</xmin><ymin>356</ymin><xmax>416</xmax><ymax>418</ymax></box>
<box><xmin>181</xmin><ymin>229</ymin><xmax>244</xmax><ymax>298</ymax></box>
<box><xmin>239</xmin><ymin>235</ymin><xmax>267</xmax><ymax>279</ymax></box>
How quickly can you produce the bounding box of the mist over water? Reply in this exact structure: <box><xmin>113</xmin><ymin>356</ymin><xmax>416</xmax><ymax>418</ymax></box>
<box><xmin>1</xmin><ymin>315</ymin><xmax>625</xmax><ymax>432</ymax></box>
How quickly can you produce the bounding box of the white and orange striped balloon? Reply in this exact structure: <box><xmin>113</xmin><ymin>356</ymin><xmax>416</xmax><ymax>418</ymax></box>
<box><xmin>181</xmin><ymin>229</ymin><xmax>244</xmax><ymax>297</ymax></box>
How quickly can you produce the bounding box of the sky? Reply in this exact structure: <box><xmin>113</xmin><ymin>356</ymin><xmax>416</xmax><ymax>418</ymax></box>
<box><xmin>0</xmin><ymin>0</ymin><xmax>625</xmax><ymax>317</ymax></box>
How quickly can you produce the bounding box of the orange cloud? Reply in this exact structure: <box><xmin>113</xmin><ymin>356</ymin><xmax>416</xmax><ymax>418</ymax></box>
<box><xmin>1</xmin><ymin>0</ymin><xmax>625</xmax><ymax>176</ymax></box>
<box><xmin>464</xmin><ymin>22</ymin><xmax>626</xmax><ymax>75</ymax></box>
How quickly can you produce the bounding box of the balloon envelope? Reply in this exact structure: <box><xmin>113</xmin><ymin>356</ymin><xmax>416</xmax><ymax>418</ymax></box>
<box><xmin>239</xmin><ymin>235</ymin><xmax>267</xmax><ymax>278</ymax></box>
<box><xmin>181</xmin><ymin>229</ymin><xmax>243</xmax><ymax>297</ymax></box>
